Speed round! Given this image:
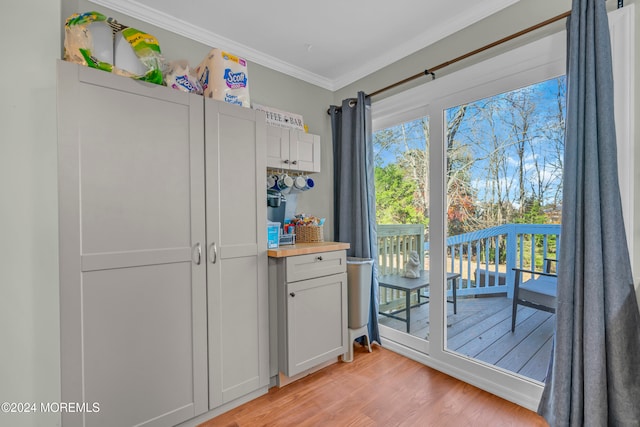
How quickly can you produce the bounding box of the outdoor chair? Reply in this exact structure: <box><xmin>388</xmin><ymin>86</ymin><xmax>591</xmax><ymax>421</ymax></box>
<box><xmin>511</xmin><ymin>258</ymin><xmax>557</xmax><ymax>332</ymax></box>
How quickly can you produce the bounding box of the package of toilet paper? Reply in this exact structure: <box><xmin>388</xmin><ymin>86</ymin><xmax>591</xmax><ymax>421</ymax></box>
<box><xmin>195</xmin><ymin>49</ymin><xmax>251</xmax><ymax>107</ymax></box>
<box><xmin>64</xmin><ymin>11</ymin><xmax>115</xmax><ymax>72</ymax></box>
<box><xmin>164</xmin><ymin>60</ymin><xmax>203</xmax><ymax>94</ymax></box>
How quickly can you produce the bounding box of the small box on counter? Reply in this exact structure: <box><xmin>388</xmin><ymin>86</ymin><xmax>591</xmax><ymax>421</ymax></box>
<box><xmin>278</xmin><ymin>233</ymin><xmax>295</xmax><ymax>246</ymax></box>
<box><xmin>267</xmin><ymin>222</ymin><xmax>280</xmax><ymax>249</ymax></box>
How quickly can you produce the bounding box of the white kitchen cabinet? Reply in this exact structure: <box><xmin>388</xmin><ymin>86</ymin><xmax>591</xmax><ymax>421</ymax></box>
<box><xmin>205</xmin><ymin>99</ymin><xmax>270</xmax><ymax>409</ymax></box>
<box><xmin>58</xmin><ymin>61</ymin><xmax>268</xmax><ymax>426</ymax></box>
<box><xmin>57</xmin><ymin>60</ymin><xmax>208</xmax><ymax>427</ymax></box>
<box><xmin>272</xmin><ymin>251</ymin><xmax>348</xmax><ymax>377</ymax></box>
<box><xmin>266</xmin><ymin>125</ymin><xmax>321</xmax><ymax>172</ymax></box>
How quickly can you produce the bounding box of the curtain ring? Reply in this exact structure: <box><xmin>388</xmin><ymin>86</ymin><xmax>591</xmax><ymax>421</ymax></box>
<box><xmin>348</xmin><ymin>99</ymin><xmax>357</xmax><ymax>108</ymax></box>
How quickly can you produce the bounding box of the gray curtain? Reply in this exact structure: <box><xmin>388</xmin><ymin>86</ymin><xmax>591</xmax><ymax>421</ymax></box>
<box><xmin>538</xmin><ymin>0</ymin><xmax>640</xmax><ymax>425</ymax></box>
<box><xmin>329</xmin><ymin>91</ymin><xmax>380</xmax><ymax>344</ymax></box>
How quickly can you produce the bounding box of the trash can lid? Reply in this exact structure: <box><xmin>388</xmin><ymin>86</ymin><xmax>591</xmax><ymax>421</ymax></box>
<box><xmin>346</xmin><ymin>257</ymin><xmax>374</xmax><ymax>264</ymax></box>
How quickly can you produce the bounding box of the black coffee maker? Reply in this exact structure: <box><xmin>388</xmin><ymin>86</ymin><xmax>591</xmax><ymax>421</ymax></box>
<box><xmin>267</xmin><ymin>189</ymin><xmax>286</xmax><ymax>225</ymax></box>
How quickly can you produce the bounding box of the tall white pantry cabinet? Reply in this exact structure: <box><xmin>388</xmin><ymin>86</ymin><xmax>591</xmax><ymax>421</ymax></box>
<box><xmin>57</xmin><ymin>61</ymin><xmax>269</xmax><ymax>427</ymax></box>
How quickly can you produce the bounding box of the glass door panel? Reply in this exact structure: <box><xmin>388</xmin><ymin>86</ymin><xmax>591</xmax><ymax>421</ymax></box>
<box><xmin>443</xmin><ymin>77</ymin><xmax>565</xmax><ymax>382</ymax></box>
<box><xmin>374</xmin><ymin>117</ymin><xmax>431</xmax><ymax>351</ymax></box>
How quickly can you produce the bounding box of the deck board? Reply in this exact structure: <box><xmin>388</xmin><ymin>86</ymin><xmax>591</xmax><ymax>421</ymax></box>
<box><xmin>379</xmin><ymin>295</ymin><xmax>555</xmax><ymax>381</ymax></box>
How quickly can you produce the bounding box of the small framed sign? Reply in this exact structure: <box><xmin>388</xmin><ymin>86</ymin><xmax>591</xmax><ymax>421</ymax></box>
<box><xmin>253</xmin><ymin>104</ymin><xmax>305</xmax><ymax>131</ymax></box>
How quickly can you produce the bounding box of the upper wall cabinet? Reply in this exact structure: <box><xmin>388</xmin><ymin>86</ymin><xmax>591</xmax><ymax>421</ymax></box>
<box><xmin>266</xmin><ymin>125</ymin><xmax>321</xmax><ymax>173</ymax></box>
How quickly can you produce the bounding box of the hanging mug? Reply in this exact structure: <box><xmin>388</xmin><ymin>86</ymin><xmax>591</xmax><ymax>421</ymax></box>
<box><xmin>303</xmin><ymin>176</ymin><xmax>315</xmax><ymax>191</ymax></box>
<box><xmin>278</xmin><ymin>173</ymin><xmax>294</xmax><ymax>193</ymax></box>
<box><xmin>267</xmin><ymin>174</ymin><xmax>278</xmax><ymax>190</ymax></box>
<box><xmin>294</xmin><ymin>175</ymin><xmax>307</xmax><ymax>190</ymax></box>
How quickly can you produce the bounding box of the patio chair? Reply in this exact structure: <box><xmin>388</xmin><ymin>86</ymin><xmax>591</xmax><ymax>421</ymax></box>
<box><xmin>511</xmin><ymin>258</ymin><xmax>557</xmax><ymax>332</ymax></box>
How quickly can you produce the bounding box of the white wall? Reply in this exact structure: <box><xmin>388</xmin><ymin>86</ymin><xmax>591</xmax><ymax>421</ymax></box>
<box><xmin>0</xmin><ymin>2</ymin><xmax>62</xmax><ymax>427</ymax></box>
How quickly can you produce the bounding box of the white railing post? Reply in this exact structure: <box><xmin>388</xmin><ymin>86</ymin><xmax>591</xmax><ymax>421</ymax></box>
<box><xmin>506</xmin><ymin>224</ymin><xmax>517</xmax><ymax>299</ymax></box>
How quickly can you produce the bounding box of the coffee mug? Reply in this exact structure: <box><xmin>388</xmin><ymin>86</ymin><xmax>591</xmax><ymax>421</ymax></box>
<box><xmin>294</xmin><ymin>175</ymin><xmax>307</xmax><ymax>190</ymax></box>
<box><xmin>267</xmin><ymin>174</ymin><xmax>278</xmax><ymax>190</ymax></box>
<box><xmin>279</xmin><ymin>173</ymin><xmax>294</xmax><ymax>191</ymax></box>
<box><xmin>304</xmin><ymin>177</ymin><xmax>315</xmax><ymax>191</ymax></box>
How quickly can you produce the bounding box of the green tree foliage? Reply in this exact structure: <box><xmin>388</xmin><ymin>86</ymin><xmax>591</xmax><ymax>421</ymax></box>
<box><xmin>374</xmin><ymin>164</ymin><xmax>428</xmax><ymax>226</ymax></box>
<box><xmin>373</xmin><ymin>77</ymin><xmax>565</xmax><ymax>239</ymax></box>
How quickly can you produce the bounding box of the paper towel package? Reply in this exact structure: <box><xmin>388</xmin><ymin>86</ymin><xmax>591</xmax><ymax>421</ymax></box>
<box><xmin>64</xmin><ymin>12</ymin><xmax>114</xmax><ymax>71</ymax></box>
<box><xmin>114</xmin><ymin>27</ymin><xmax>163</xmax><ymax>85</ymax></box>
<box><xmin>196</xmin><ymin>49</ymin><xmax>251</xmax><ymax>108</ymax></box>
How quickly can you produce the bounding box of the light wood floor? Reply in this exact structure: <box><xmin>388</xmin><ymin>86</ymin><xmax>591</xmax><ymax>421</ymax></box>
<box><xmin>198</xmin><ymin>345</ymin><xmax>548</xmax><ymax>427</ymax></box>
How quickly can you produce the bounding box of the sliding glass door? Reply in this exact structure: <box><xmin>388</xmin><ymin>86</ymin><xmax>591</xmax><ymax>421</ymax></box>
<box><xmin>372</xmin><ymin>6</ymin><xmax>633</xmax><ymax>408</ymax></box>
<box><xmin>373</xmin><ymin>28</ymin><xmax>569</xmax><ymax>409</ymax></box>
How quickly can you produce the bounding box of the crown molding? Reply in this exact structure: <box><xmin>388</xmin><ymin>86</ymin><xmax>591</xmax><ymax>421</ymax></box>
<box><xmin>88</xmin><ymin>0</ymin><xmax>335</xmax><ymax>89</ymax></box>
<box><xmin>89</xmin><ymin>0</ymin><xmax>520</xmax><ymax>92</ymax></box>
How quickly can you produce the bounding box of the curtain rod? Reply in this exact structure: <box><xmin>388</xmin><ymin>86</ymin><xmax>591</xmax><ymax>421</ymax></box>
<box><xmin>367</xmin><ymin>10</ymin><xmax>571</xmax><ymax>98</ymax></box>
<box><xmin>328</xmin><ymin>0</ymin><xmax>622</xmax><ymax>114</ymax></box>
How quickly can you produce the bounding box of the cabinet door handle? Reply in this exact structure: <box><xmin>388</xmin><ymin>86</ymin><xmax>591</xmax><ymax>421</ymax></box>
<box><xmin>193</xmin><ymin>243</ymin><xmax>201</xmax><ymax>265</ymax></box>
<box><xmin>291</xmin><ymin>160</ymin><xmax>298</xmax><ymax>165</ymax></box>
<box><xmin>283</xmin><ymin>159</ymin><xmax>290</xmax><ymax>164</ymax></box>
<box><xmin>316</xmin><ymin>256</ymin><xmax>323</xmax><ymax>261</ymax></box>
<box><xmin>209</xmin><ymin>242</ymin><xmax>218</xmax><ymax>264</ymax></box>
<box><xmin>289</xmin><ymin>292</ymin><xmax>296</xmax><ymax>297</ymax></box>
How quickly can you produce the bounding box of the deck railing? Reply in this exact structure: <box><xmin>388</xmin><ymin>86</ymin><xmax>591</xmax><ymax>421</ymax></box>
<box><xmin>377</xmin><ymin>223</ymin><xmax>561</xmax><ymax>303</ymax></box>
<box><xmin>377</xmin><ymin>224</ymin><xmax>424</xmax><ymax>307</ymax></box>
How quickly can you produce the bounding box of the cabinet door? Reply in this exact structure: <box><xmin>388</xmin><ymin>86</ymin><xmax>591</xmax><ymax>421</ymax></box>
<box><xmin>205</xmin><ymin>100</ymin><xmax>269</xmax><ymax>408</ymax></box>
<box><xmin>291</xmin><ymin>130</ymin><xmax>321</xmax><ymax>172</ymax></box>
<box><xmin>266</xmin><ymin>125</ymin><xmax>291</xmax><ymax>169</ymax></box>
<box><xmin>58</xmin><ymin>61</ymin><xmax>208</xmax><ymax>427</ymax></box>
<box><xmin>285</xmin><ymin>273</ymin><xmax>348</xmax><ymax>376</ymax></box>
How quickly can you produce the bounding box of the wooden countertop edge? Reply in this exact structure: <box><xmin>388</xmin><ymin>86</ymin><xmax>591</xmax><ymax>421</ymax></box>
<box><xmin>268</xmin><ymin>242</ymin><xmax>350</xmax><ymax>258</ymax></box>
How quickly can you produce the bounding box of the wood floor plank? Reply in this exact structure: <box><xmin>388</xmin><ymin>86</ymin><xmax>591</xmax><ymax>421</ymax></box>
<box><xmin>473</xmin><ymin>310</ymin><xmax>553</xmax><ymax>364</ymax></box>
<box><xmin>495</xmin><ymin>316</ymin><xmax>556</xmax><ymax>374</ymax></box>
<box><xmin>519</xmin><ymin>336</ymin><xmax>554</xmax><ymax>382</ymax></box>
<box><xmin>199</xmin><ymin>346</ymin><xmax>548</xmax><ymax>427</ymax></box>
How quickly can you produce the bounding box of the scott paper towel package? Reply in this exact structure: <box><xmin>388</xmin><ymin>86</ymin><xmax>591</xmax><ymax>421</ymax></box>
<box><xmin>196</xmin><ymin>49</ymin><xmax>251</xmax><ymax>107</ymax></box>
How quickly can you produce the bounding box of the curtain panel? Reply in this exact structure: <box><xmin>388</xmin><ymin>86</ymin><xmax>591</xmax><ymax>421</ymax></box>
<box><xmin>329</xmin><ymin>92</ymin><xmax>380</xmax><ymax>344</ymax></box>
<box><xmin>538</xmin><ymin>0</ymin><xmax>640</xmax><ymax>425</ymax></box>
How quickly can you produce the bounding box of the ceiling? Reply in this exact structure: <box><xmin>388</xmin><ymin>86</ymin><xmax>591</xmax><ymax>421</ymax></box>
<box><xmin>89</xmin><ymin>0</ymin><xmax>520</xmax><ymax>91</ymax></box>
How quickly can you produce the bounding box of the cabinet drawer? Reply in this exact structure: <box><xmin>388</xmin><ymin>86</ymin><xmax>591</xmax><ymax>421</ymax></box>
<box><xmin>285</xmin><ymin>250</ymin><xmax>346</xmax><ymax>282</ymax></box>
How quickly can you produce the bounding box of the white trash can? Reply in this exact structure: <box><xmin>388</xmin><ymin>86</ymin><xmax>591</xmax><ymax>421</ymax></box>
<box><xmin>343</xmin><ymin>257</ymin><xmax>373</xmax><ymax>362</ymax></box>
<box><xmin>346</xmin><ymin>257</ymin><xmax>373</xmax><ymax>329</ymax></box>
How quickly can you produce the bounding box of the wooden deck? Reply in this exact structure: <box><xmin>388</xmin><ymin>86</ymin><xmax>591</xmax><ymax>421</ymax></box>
<box><xmin>379</xmin><ymin>296</ymin><xmax>555</xmax><ymax>382</ymax></box>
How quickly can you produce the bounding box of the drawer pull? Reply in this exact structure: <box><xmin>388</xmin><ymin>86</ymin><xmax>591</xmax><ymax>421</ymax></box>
<box><xmin>290</xmin><ymin>292</ymin><xmax>296</xmax><ymax>297</ymax></box>
<box><xmin>316</xmin><ymin>256</ymin><xmax>323</xmax><ymax>261</ymax></box>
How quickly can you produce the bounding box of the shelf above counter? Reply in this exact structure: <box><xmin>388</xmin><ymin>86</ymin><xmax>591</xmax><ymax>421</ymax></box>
<box><xmin>267</xmin><ymin>242</ymin><xmax>350</xmax><ymax>258</ymax></box>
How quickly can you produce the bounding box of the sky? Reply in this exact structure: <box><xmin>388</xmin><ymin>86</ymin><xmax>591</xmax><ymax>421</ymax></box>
<box><xmin>373</xmin><ymin>76</ymin><xmax>566</xmax><ymax>208</ymax></box>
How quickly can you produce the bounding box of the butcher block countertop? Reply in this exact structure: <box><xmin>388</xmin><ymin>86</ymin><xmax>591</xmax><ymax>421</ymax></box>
<box><xmin>267</xmin><ymin>242</ymin><xmax>350</xmax><ymax>258</ymax></box>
